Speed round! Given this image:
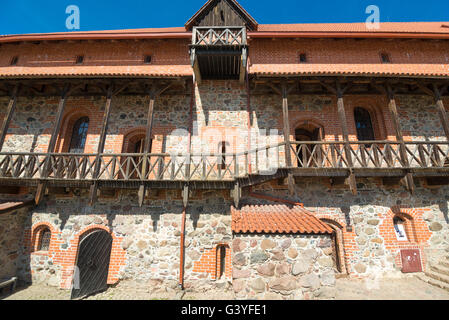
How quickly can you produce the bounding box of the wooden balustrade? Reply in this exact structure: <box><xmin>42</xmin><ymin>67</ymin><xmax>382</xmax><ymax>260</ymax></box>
<box><xmin>192</xmin><ymin>26</ymin><xmax>247</xmax><ymax>46</ymax></box>
<box><xmin>0</xmin><ymin>141</ymin><xmax>448</xmax><ymax>183</ymax></box>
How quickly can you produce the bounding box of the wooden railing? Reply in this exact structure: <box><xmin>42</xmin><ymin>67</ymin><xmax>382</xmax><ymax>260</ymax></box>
<box><xmin>289</xmin><ymin>141</ymin><xmax>449</xmax><ymax>169</ymax></box>
<box><xmin>191</xmin><ymin>26</ymin><xmax>247</xmax><ymax>46</ymax></box>
<box><xmin>0</xmin><ymin>141</ymin><xmax>448</xmax><ymax>182</ymax></box>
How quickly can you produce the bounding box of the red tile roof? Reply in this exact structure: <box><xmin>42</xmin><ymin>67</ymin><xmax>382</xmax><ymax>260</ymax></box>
<box><xmin>231</xmin><ymin>204</ymin><xmax>333</xmax><ymax>234</ymax></box>
<box><xmin>2</xmin><ymin>22</ymin><xmax>449</xmax><ymax>44</ymax></box>
<box><xmin>250</xmin><ymin>63</ymin><xmax>449</xmax><ymax>78</ymax></box>
<box><xmin>0</xmin><ymin>65</ymin><xmax>192</xmax><ymax>79</ymax></box>
<box><xmin>256</xmin><ymin>22</ymin><xmax>449</xmax><ymax>34</ymax></box>
<box><xmin>0</xmin><ymin>200</ymin><xmax>34</xmax><ymax>214</ymax></box>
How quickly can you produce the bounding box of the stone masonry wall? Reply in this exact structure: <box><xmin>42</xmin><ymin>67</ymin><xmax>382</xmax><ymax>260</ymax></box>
<box><xmin>0</xmin><ymin>205</ymin><xmax>30</xmax><ymax>280</ymax></box>
<box><xmin>232</xmin><ymin>234</ymin><xmax>336</xmax><ymax>300</ymax></box>
<box><xmin>18</xmin><ymin>189</ymin><xmax>233</xmax><ymax>293</ymax></box>
<box><xmin>252</xmin><ymin>177</ymin><xmax>449</xmax><ymax>278</ymax></box>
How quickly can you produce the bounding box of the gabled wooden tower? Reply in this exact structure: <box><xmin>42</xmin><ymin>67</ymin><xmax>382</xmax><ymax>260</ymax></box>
<box><xmin>187</xmin><ymin>0</ymin><xmax>258</xmax><ymax>83</ymax></box>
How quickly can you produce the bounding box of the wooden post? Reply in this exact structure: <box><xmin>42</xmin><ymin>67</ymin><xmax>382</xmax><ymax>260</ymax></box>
<box><xmin>0</xmin><ymin>85</ymin><xmax>19</xmax><ymax>151</ymax></box>
<box><xmin>35</xmin><ymin>84</ymin><xmax>71</xmax><ymax>204</ymax></box>
<box><xmin>138</xmin><ymin>90</ymin><xmax>156</xmax><ymax>206</ymax></box>
<box><xmin>386</xmin><ymin>85</ymin><xmax>415</xmax><ymax>194</ymax></box>
<box><xmin>89</xmin><ymin>85</ymin><xmax>114</xmax><ymax>205</ymax></box>
<box><xmin>281</xmin><ymin>82</ymin><xmax>295</xmax><ymax>195</ymax></box>
<box><xmin>336</xmin><ymin>82</ymin><xmax>357</xmax><ymax>195</ymax></box>
<box><xmin>433</xmin><ymin>85</ymin><xmax>449</xmax><ymax>141</ymax></box>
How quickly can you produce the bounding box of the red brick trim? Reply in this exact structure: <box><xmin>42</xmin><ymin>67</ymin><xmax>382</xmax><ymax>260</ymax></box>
<box><xmin>56</xmin><ymin>107</ymin><xmax>92</xmax><ymax>153</ymax></box>
<box><xmin>192</xmin><ymin>243</ymin><xmax>232</xmax><ymax>280</ymax></box>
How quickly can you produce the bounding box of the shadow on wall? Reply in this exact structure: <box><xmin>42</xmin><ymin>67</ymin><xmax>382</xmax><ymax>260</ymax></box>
<box><xmin>0</xmin><ymin>206</ymin><xmax>32</xmax><ymax>297</ymax></box>
<box><xmin>438</xmin><ymin>201</ymin><xmax>449</xmax><ymax>224</ymax></box>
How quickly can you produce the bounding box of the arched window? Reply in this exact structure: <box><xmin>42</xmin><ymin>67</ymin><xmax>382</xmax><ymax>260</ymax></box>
<box><xmin>354</xmin><ymin>107</ymin><xmax>375</xmax><ymax>142</ymax></box>
<box><xmin>294</xmin><ymin>125</ymin><xmax>323</xmax><ymax>168</ymax></box>
<box><xmin>219</xmin><ymin>142</ymin><xmax>227</xmax><ymax>170</ymax></box>
<box><xmin>37</xmin><ymin>227</ymin><xmax>51</xmax><ymax>251</ymax></box>
<box><xmin>69</xmin><ymin>117</ymin><xmax>89</xmax><ymax>153</ymax></box>
<box><xmin>393</xmin><ymin>216</ymin><xmax>408</xmax><ymax>241</ymax></box>
<box><xmin>216</xmin><ymin>245</ymin><xmax>227</xmax><ymax>279</ymax></box>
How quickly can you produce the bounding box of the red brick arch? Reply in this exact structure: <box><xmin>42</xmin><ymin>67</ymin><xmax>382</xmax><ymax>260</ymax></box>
<box><xmin>121</xmin><ymin>127</ymin><xmax>147</xmax><ymax>153</ymax></box>
<box><xmin>291</xmin><ymin>118</ymin><xmax>326</xmax><ymax>140</ymax></box>
<box><xmin>319</xmin><ymin>217</ymin><xmax>348</xmax><ymax>274</ymax></box>
<box><xmin>56</xmin><ymin>107</ymin><xmax>93</xmax><ymax>153</ymax></box>
<box><xmin>379</xmin><ymin>206</ymin><xmax>431</xmax><ymax>272</ymax></box>
<box><xmin>29</xmin><ymin>221</ymin><xmax>58</xmax><ymax>253</ymax></box>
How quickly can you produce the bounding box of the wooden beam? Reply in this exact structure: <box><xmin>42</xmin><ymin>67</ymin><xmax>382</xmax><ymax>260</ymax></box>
<box><xmin>0</xmin><ymin>85</ymin><xmax>19</xmax><ymax>151</ymax></box>
<box><xmin>386</xmin><ymin>84</ymin><xmax>415</xmax><ymax>194</ymax></box>
<box><xmin>138</xmin><ymin>89</ymin><xmax>156</xmax><ymax>207</ymax></box>
<box><xmin>182</xmin><ymin>184</ymin><xmax>189</xmax><ymax>208</ymax></box>
<box><xmin>281</xmin><ymin>82</ymin><xmax>296</xmax><ymax>195</ymax></box>
<box><xmin>433</xmin><ymin>85</ymin><xmax>449</xmax><ymax>141</ymax></box>
<box><xmin>336</xmin><ymin>81</ymin><xmax>357</xmax><ymax>195</ymax></box>
<box><xmin>35</xmin><ymin>84</ymin><xmax>71</xmax><ymax>204</ymax></box>
<box><xmin>239</xmin><ymin>47</ymin><xmax>247</xmax><ymax>84</ymax></box>
<box><xmin>89</xmin><ymin>85</ymin><xmax>114</xmax><ymax>205</ymax></box>
<box><xmin>233</xmin><ymin>181</ymin><xmax>241</xmax><ymax>208</ymax></box>
<box><xmin>191</xmin><ymin>48</ymin><xmax>202</xmax><ymax>85</ymax></box>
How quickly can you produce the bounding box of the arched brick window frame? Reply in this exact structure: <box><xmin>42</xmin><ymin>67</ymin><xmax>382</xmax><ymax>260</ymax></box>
<box><xmin>291</xmin><ymin>119</ymin><xmax>325</xmax><ymax>141</ymax></box>
<box><xmin>387</xmin><ymin>208</ymin><xmax>417</xmax><ymax>243</ymax></box>
<box><xmin>378</xmin><ymin>207</ymin><xmax>432</xmax><ymax>272</ymax></box>
<box><xmin>192</xmin><ymin>243</ymin><xmax>232</xmax><ymax>280</ymax></box>
<box><xmin>56</xmin><ymin>108</ymin><xmax>92</xmax><ymax>153</ymax></box>
<box><xmin>320</xmin><ymin>218</ymin><xmax>348</xmax><ymax>275</ymax></box>
<box><xmin>350</xmin><ymin>103</ymin><xmax>387</xmax><ymax>142</ymax></box>
<box><xmin>121</xmin><ymin>128</ymin><xmax>153</xmax><ymax>154</ymax></box>
<box><xmin>292</xmin><ymin>119</ymin><xmax>325</xmax><ymax>167</ymax></box>
<box><xmin>31</xmin><ymin>222</ymin><xmax>57</xmax><ymax>253</ymax></box>
<box><xmin>215</xmin><ymin>243</ymin><xmax>230</xmax><ymax>280</ymax></box>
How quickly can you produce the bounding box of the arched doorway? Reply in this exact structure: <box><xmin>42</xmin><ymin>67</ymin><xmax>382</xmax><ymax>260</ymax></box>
<box><xmin>294</xmin><ymin>122</ymin><xmax>323</xmax><ymax>167</ymax></box>
<box><xmin>123</xmin><ymin>132</ymin><xmax>152</xmax><ymax>179</ymax></box>
<box><xmin>320</xmin><ymin>219</ymin><xmax>347</xmax><ymax>275</ymax></box>
<box><xmin>70</xmin><ymin>229</ymin><xmax>113</xmax><ymax>300</ymax></box>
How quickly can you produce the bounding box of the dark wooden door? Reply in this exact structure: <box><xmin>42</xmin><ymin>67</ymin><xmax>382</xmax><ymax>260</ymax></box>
<box><xmin>400</xmin><ymin>249</ymin><xmax>422</xmax><ymax>273</ymax></box>
<box><xmin>70</xmin><ymin>230</ymin><xmax>113</xmax><ymax>299</ymax></box>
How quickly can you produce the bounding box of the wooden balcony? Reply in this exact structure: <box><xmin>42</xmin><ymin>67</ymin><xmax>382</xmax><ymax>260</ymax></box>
<box><xmin>190</xmin><ymin>26</ymin><xmax>248</xmax><ymax>82</ymax></box>
<box><xmin>0</xmin><ymin>141</ymin><xmax>448</xmax><ymax>191</ymax></box>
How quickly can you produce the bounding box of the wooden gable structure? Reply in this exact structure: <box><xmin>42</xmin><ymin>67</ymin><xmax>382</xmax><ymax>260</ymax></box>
<box><xmin>187</xmin><ymin>0</ymin><xmax>255</xmax><ymax>83</ymax></box>
<box><xmin>185</xmin><ymin>0</ymin><xmax>258</xmax><ymax>30</ymax></box>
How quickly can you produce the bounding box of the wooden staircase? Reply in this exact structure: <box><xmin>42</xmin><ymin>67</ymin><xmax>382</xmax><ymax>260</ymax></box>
<box><xmin>416</xmin><ymin>256</ymin><xmax>449</xmax><ymax>292</ymax></box>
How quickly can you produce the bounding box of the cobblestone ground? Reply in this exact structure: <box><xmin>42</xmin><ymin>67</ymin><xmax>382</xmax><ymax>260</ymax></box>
<box><xmin>2</xmin><ymin>276</ymin><xmax>449</xmax><ymax>300</ymax></box>
<box><xmin>335</xmin><ymin>275</ymin><xmax>449</xmax><ymax>300</ymax></box>
<box><xmin>1</xmin><ymin>280</ymin><xmax>234</xmax><ymax>300</ymax></box>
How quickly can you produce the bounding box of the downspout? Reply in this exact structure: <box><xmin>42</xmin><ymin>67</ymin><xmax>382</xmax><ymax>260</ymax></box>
<box><xmin>246</xmin><ymin>56</ymin><xmax>252</xmax><ymax>174</ymax></box>
<box><xmin>179</xmin><ymin>77</ymin><xmax>195</xmax><ymax>290</ymax></box>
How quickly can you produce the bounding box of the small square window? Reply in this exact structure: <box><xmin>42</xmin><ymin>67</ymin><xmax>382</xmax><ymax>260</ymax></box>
<box><xmin>380</xmin><ymin>53</ymin><xmax>391</xmax><ymax>63</ymax></box>
<box><xmin>299</xmin><ymin>53</ymin><xmax>307</xmax><ymax>63</ymax></box>
<box><xmin>75</xmin><ymin>55</ymin><xmax>84</xmax><ymax>65</ymax></box>
<box><xmin>10</xmin><ymin>56</ymin><xmax>19</xmax><ymax>66</ymax></box>
<box><xmin>144</xmin><ymin>55</ymin><xmax>152</xmax><ymax>64</ymax></box>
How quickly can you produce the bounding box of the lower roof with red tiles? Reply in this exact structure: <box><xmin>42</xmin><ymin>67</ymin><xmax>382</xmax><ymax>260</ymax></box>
<box><xmin>0</xmin><ymin>200</ymin><xmax>34</xmax><ymax>215</ymax></box>
<box><xmin>231</xmin><ymin>204</ymin><xmax>333</xmax><ymax>235</ymax></box>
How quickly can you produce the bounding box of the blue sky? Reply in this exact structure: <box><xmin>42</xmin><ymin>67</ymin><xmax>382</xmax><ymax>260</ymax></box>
<box><xmin>1</xmin><ymin>0</ymin><xmax>448</xmax><ymax>35</ymax></box>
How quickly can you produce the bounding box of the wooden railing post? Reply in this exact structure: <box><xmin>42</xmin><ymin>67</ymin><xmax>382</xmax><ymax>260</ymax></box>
<box><xmin>433</xmin><ymin>84</ymin><xmax>449</xmax><ymax>142</ymax></box>
<box><xmin>0</xmin><ymin>85</ymin><xmax>20</xmax><ymax>151</ymax></box>
<box><xmin>336</xmin><ymin>81</ymin><xmax>357</xmax><ymax>195</ymax></box>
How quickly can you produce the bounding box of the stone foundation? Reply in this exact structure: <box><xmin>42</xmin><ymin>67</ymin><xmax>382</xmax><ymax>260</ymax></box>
<box><xmin>232</xmin><ymin>234</ymin><xmax>335</xmax><ymax>300</ymax></box>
